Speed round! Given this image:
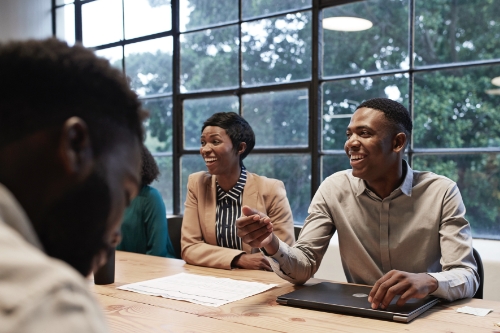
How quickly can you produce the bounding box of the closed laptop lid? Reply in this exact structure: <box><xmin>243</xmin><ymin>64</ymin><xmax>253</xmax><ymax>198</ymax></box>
<box><xmin>276</xmin><ymin>282</ymin><xmax>439</xmax><ymax>323</ymax></box>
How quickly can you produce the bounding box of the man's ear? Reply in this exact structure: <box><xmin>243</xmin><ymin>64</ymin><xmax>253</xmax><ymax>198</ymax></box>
<box><xmin>58</xmin><ymin>117</ymin><xmax>93</xmax><ymax>177</ymax></box>
<box><xmin>393</xmin><ymin>132</ymin><xmax>407</xmax><ymax>153</ymax></box>
<box><xmin>237</xmin><ymin>142</ymin><xmax>247</xmax><ymax>156</ymax></box>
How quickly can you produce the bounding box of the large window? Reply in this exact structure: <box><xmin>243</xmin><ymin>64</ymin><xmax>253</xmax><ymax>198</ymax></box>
<box><xmin>54</xmin><ymin>0</ymin><xmax>500</xmax><ymax>239</ymax></box>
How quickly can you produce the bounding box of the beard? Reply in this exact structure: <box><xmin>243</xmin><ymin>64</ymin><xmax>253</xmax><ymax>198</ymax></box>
<box><xmin>35</xmin><ymin>169</ymin><xmax>113</xmax><ymax>276</ymax></box>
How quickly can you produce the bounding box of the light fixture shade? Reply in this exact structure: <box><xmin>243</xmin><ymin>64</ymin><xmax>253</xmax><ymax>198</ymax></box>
<box><xmin>492</xmin><ymin>76</ymin><xmax>500</xmax><ymax>87</ymax></box>
<box><xmin>485</xmin><ymin>89</ymin><xmax>500</xmax><ymax>95</ymax></box>
<box><xmin>322</xmin><ymin>16</ymin><xmax>373</xmax><ymax>32</ymax></box>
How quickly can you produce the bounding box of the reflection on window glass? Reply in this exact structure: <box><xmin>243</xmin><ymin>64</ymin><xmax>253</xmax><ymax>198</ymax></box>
<box><xmin>322</xmin><ymin>155</ymin><xmax>351</xmax><ymax>180</ymax></box>
<box><xmin>82</xmin><ymin>0</ymin><xmax>123</xmax><ymax>48</ymax></box>
<box><xmin>242</xmin><ymin>0</ymin><xmax>311</xmax><ymax>19</ymax></box>
<box><xmin>56</xmin><ymin>0</ymin><xmax>73</xmax><ymax>4</ymax></box>
<box><xmin>143</xmin><ymin>97</ymin><xmax>173</xmax><ymax>153</ymax></box>
<box><xmin>245</xmin><ymin>154</ymin><xmax>311</xmax><ymax>223</ymax></box>
<box><xmin>56</xmin><ymin>5</ymin><xmax>75</xmax><ymax>46</ymax></box>
<box><xmin>415</xmin><ymin>0</ymin><xmax>500</xmax><ymax>66</ymax></box>
<box><xmin>243</xmin><ymin>89</ymin><xmax>308</xmax><ymax>147</ymax></box>
<box><xmin>125</xmin><ymin>37</ymin><xmax>173</xmax><ymax>97</ymax></box>
<box><xmin>95</xmin><ymin>46</ymin><xmax>123</xmax><ymax>71</ymax></box>
<box><xmin>413</xmin><ymin>154</ymin><xmax>500</xmax><ymax>239</ymax></box>
<box><xmin>184</xmin><ymin>96</ymin><xmax>239</xmax><ymax>149</ymax></box>
<box><xmin>180</xmin><ymin>0</ymin><xmax>238</xmax><ymax>32</ymax></box>
<box><xmin>413</xmin><ymin>65</ymin><xmax>500</xmax><ymax>149</ymax></box>
<box><xmin>322</xmin><ymin>0</ymin><xmax>409</xmax><ymax>77</ymax></box>
<box><xmin>322</xmin><ymin>75</ymin><xmax>409</xmax><ymax>150</ymax></box>
<box><xmin>124</xmin><ymin>0</ymin><xmax>171</xmax><ymax>39</ymax></box>
<box><xmin>181</xmin><ymin>26</ymin><xmax>239</xmax><ymax>92</ymax></box>
<box><xmin>181</xmin><ymin>154</ymin><xmax>207</xmax><ymax>212</ymax></box>
<box><xmin>242</xmin><ymin>11</ymin><xmax>312</xmax><ymax>86</ymax></box>
<box><xmin>152</xmin><ymin>156</ymin><xmax>173</xmax><ymax>214</ymax></box>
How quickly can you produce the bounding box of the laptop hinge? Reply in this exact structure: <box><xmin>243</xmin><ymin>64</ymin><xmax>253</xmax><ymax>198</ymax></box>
<box><xmin>393</xmin><ymin>315</ymin><xmax>408</xmax><ymax>323</ymax></box>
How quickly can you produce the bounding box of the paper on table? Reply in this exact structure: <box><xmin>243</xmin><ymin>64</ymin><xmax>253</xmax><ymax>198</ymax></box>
<box><xmin>456</xmin><ymin>306</ymin><xmax>493</xmax><ymax>317</ymax></box>
<box><xmin>117</xmin><ymin>273</ymin><xmax>277</xmax><ymax>307</ymax></box>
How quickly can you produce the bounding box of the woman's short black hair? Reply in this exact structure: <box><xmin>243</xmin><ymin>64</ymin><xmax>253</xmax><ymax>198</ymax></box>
<box><xmin>202</xmin><ymin>112</ymin><xmax>255</xmax><ymax>164</ymax></box>
<box><xmin>140</xmin><ymin>145</ymin><xmax>160</xmax><ymax>186</ymax></box>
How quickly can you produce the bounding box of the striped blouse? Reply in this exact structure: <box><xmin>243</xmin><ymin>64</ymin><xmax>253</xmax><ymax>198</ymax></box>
<box><xmin>215</xmin><ymin>167</ymin><xmax>247</xmax><ymax>250</ymax></box>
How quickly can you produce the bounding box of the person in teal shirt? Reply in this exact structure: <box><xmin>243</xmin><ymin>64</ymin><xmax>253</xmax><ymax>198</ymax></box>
<box><xmin>117</xmin><ymin>145</ymin><xmax>176</xmax><ymax>258</ymax></box>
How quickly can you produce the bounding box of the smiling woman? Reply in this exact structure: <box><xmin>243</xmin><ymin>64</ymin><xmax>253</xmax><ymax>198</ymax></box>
<box><xmin>181</xmin><ymin>112</ymin><xmax>295</xmax><ymax>270</ymax></box>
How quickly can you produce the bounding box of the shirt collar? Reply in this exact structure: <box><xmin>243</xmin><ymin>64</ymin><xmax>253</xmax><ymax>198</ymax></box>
<box><xmin>216</xmin><ymin>166</ymin><xmax>247</xmax><ymax>201</ymax></box>
<box><xmin>355</xmin><ymin>160</ymin><xmax>413</xmax><ymax>197</ymax></box>
<box><xmin>0</xmin><ymin>183</ymin><xmax>44</xmax><ymax>250</ymax></box>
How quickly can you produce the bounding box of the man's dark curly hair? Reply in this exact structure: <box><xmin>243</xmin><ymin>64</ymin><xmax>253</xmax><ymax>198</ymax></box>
<box><xmin>357</xmin><ymin>98</ymin><xmax>412</xmax><ymax>142</ymax></box>
<box><xmin>0</xmin><ymin>38</ymin><xmax>146</xmax><ymax>153</ymax></box>
<box><xmin>140</xmin><ymin>145</ymin><xmax>160</xmax><ymax>186</ymax></box>
<box><xmin>202</xmin><ymin>112</ymin><xmax>255</xmax><ymax>165</ymax></box>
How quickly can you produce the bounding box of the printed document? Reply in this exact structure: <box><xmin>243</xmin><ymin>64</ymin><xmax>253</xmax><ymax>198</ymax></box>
<box><xmin>118</xmin><ymin>272</ymin><xmax>277</xmax><ymax>307</ymax></box>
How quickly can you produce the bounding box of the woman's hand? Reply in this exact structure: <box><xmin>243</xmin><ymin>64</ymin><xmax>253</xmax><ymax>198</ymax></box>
<box><xmin>232</xmin><ymin>252</ymin><xmax>272</xmax><ymax>271</ymax></box>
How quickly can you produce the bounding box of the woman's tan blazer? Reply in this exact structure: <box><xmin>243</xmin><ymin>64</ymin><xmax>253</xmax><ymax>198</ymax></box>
<box><xmin>181</xmin><ymin>170</ymin><xmax>295</xmax><ymax>269</ymax></box>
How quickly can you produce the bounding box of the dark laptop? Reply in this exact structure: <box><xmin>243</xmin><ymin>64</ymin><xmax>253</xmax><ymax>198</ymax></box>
<box><xmin>276</xmin><ymin>282</ymin><xmax>439</xmax><ymax>323</ymax></box>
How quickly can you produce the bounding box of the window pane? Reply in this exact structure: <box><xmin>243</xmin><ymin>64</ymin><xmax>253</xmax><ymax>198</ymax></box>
<box><xmin>152</xmin><ymin>156</ymin><xmax>173</xmax><ymax>215</ymax></box>
<box><xmin>322</xmin><ymin>0</ymin><xmax>409</xmax><ymax>77</ymax></box>
<box><xmin>322</xmin><ymin>75</ymin><xmax>409</xmax><ymax>150</ymax></box>
<box><xmin>55</xmin><ymin>5</ymin><xmax>75</xmax><ymax>46</ymax></box>
<box><xmin>243</xmin><ymin>89</ymin><xmax>308</xmax><ymax>147</ymax></box>
<box><xmin>181</xmin><ymin>25</ymin><xmax>239</xmax><ymax>92</ymax></box>
<box><xmin>180</xmin><ymin>0</ymin><xmax>238</xmax><ymax>32</ymax></box>
<box><xmin>95</xmin><ymin>46</ymin><xmax>123</xmax><ymax>71</ymax></box>
<box><xmin>181</xmin><ymin>154</ymin><xmax>207</xmax><ymax>213</ymax></box>
<box><xmin>183</xmin><ymin>96</ymin><xmax>239</xmax><ymax>149</ymax></box>
<box><xmin>82</xmin><ymin>0</ymin><xmax>123</xmax><ymax>48</ymax></box>
<box><xmin>242</xmin><ymin>0</ymin><xmax>311</xmax><ymax>19</ymax></box>
<box><xmin>321</xmin><ymin>155</ymin><xmax>350</xmax><ymax>180</ymax></box>
<box><xmin>245</xmin><ymin>154</ymin><xmax>311</xmax><ymax>223</ymax></box>
<box><xmin>242</xmin><ymin>11</ymin><xmax>312</xmax><ymax>86</ymax></box>
<box><xmin>143</xmin><ymin>97</ymin><xmax>173</xmax><ymax>153</ymax></box>
<box><xmin>56</xmin><ymin>0</ymin><xmax>73</xmax><ymax>5</ymax></box>
<box><xmin>412</xmin><ymin>154</ymin><xmax>500</xmax><ymax>239</ymax></box>
<box><xmin>125</xmin><ymin>37</ymin><xmax>173</xmax><ymax>97</ymax></box>
<box><xmin>124</xmin><ymin>0</ymin><xmax>171</xmax><ymax>39</ymax></box>
<box><xmin>415</xmin><ymin>0</ymin><xmax>500</xmax><ymax>66</ymax></box>
<box><xmin>413</xmin><ymin>65</ymin><xmax>500</xmax><ymax>148</ymax></box>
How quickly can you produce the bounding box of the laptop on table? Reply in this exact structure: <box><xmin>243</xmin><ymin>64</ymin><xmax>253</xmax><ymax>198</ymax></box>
<box><xmin>276</xmin><ymin>282</ymin><xmax>439</xmax><ymax>323</ymax></box>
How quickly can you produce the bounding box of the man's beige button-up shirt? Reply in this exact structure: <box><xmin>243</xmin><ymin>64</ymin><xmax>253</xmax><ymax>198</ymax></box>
<box><xmin>266</xmin><ymin>162</ymin><xmax>479</xmax><ymax>301</ymax></box>
<box><xmin>0</xmin><ymin>183</ymin><xmax>108</xmax><ymax>333</ymax></box>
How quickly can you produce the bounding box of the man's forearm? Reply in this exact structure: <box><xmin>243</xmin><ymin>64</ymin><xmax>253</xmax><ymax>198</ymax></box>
<box><xmin>262</xmin><ymin>238</ymin><xmax>315</xmax><ymax>284</ymax></box>
<box><xmin>428</xmin><ymin>267</ymin><xmax>479</xmax><ymax>301</ymax></box>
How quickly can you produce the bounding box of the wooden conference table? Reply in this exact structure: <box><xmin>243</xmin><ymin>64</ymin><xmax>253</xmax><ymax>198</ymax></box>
<box><xmin>91</xmin><ymin>251</ymin><xmax>500</xmax><ymax>333</ymax></box>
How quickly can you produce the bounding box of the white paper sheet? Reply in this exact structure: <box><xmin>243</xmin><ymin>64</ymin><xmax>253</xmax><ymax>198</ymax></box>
<box><xmin>456</xmin><ymin>306</ymin><xmax>493</xmax><ymax>317</ymax></box>
<box><xmin>117</xmin><ymin>273</ymin><xmax>278</xmax><ymax>307</ymax></box>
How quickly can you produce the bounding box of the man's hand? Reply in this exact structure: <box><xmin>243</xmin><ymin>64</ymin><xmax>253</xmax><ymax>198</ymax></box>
<box><xmin>236</xmin><ymin>206</ymin><xmax>274</xmax><ymax>248</ymax></box>
<box><xmin>368</xmin><ymin>270</ymin><xmax>438</xmax><ymax>309</ymax></box>
<box><xmin>232</xmin><ymin>253</ymin><xmax>272</xmax><ymax>271</ymax></box>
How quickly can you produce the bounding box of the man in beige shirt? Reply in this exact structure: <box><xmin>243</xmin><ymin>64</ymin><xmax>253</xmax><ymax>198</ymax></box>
<box><xmin>237</xmin><ymin>98</ymin><xmax>479</xmax><ymax>310</ymax></box>
<box><xmin>0</xmin><ymin>39</ymin><xmax>146</xmax><ymax>332</ymax></box>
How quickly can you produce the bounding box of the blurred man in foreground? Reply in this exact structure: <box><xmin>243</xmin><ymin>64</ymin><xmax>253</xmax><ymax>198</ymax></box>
<box><xmin>237</xmin><ymin>98</ymin><xmax>479</xmax><ymax>309</ymax></box>
<box><xmin>0</xmin><ymin>38</ymin><xmax>145</xmax><ymax>332</ymax></box>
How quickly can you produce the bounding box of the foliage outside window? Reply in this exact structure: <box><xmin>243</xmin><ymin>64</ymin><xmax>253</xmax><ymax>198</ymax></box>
<box><xmin>53</xmin><ymin>0</ymin><xmax>500</xmax><ymax>239</ymax></box>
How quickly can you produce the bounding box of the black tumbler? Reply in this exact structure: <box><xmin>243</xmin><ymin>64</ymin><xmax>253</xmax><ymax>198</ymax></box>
<box><xmin>94</xmin><ymin>248</ymin><xmax>115</xmax><ymax>285</ymax></box>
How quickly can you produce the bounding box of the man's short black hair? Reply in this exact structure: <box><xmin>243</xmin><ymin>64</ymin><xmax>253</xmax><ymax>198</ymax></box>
<box><xmin>140</xmin><ymin>145</ymin><xmax>160</xmax><ymax>186</ymax></box>
<box><xmin>0</xmin><ymin>38</ymin><xmax>145</xmax><ymax>153</ymax></box>
<box><xmin>202</xmin><ymin>112</ymin><xmax>255</xmax><ymax>164</ymax></box>
<box><xmin>357</xmin><ymin>98</ymin><xmax>412</xmax><ymax>140</ymax></box>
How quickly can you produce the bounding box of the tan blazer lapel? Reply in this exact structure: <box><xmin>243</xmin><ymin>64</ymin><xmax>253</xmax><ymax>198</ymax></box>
<box><xmin>203</xmin><ymin>174</ymin><xmax>218</xmax><ymax>246</ymax></box>
<box><xmin>241</xmin><ymin>172</ymin><xmax>263</xmax><ymax>253</ymax></box>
